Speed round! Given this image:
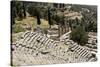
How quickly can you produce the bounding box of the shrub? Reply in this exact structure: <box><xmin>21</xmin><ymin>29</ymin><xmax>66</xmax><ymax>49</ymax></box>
<box><xmin>70</xmin><ymin>26</ymin><xmax>88</xmax><ymax>46</ymax></box>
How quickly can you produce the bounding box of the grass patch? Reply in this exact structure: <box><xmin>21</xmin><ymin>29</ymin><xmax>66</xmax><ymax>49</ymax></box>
<box><xmin>12</xmin><ymin>16</ymin><xmax>49</xmax><ymax>33</ymax></box>
<box><xmin>12</xmin><ymin>25</ymin><xmax>25</xmax><ymax>33</ymax></box>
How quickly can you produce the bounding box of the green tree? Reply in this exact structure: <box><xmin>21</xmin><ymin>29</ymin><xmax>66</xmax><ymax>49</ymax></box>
<box><xmin>35</xmin><ymin>8</ymin><xmax>41</xmax><ymax>25</ymax></box>
<box><xmin>88</xmin><ymin>21</ymin><xmax>97</xmax><ymax>32</ymax></box>
<box><xmin>28</xmin><ymin>6</ymin><xmax>41</xmax><ymax>25</ymax></box>
<box><xmin>11</xmin><ymin>1</ymin><xmax>27</xmax><ymax>22</ymax></box>
<box><xmin>70</xmin><ymin>26</ymin><xmax>88</xmax><ymax>46</ymax></box>
<box><xmin>75</xmin><ymin>17</ymin><xmax>79</xmax><ymax>25</ymax></box>
<box><xmin>23</xmin><ymin>1</ymin><xmax>26</xmax><ymax>18</ymax></box>
<box><xmin>11</xmin><ymin>1</ymin><xmax>16</xmax><ymax>25</ymax></box>
<box><xmin>53</xmin><ymin>15</ymin><xmax>61</xmax><ymax>37</ymax></box>
<box><xmin>48</xmin><ymin>7</ymin><xmax>53</xmax><ymax>28</ymax></box>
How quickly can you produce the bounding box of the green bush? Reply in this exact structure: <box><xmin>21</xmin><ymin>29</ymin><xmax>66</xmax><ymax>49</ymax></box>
<box><xmin>70</xmin><ymin>26</ymin><xmax>88</xmax><ymax>46</ymax></box>
<box><xmin>12</xmin><ymin>25</ymin><xmax>25</xmax><ymax>33</ymax></box>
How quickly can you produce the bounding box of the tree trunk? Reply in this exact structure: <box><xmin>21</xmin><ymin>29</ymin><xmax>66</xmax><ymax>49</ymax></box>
<box><xmin>23</xmin><ymin>2</ymin><xmax>26</xmax><ymax>18</ymax></box>
<box><xmin>49</xmin><ymin>25</ymin><xmax>51</xmax><ymax>29</ymax></box>
<box><xmin>58</xmin><ymin>23</ymin><xmax>60</xmax><ymax>37</ymax></box>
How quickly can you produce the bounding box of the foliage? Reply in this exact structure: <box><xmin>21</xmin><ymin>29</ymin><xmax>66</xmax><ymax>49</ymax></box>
<box><xmin>88</xmin><ymin>21</ymin><xmax>97</xmax><ymax>32</ymax></box>
<box><xmin>12</xmin><ymin>25</ymin><xmax>25</xmax><ymax>33</ymax></box>
<box><xmin>53</xmin><ymin>15</ymin><xmax>61</xmax><ymax>25</ymax></box>
<box><xmin>81</xmin><ymin>16</ymin><xmax>97</xmax><ymax>32</ymax></box>
<box><xmin>11</xmin><ymin>1</ymin><xmax>26</xmax><ymax>24</ymax></box>
<box><xmin>27</xmin><ymin>6</ymin><xmax>41</xmax><ymax>25</ymax></box>
<box><xmin>70</xmin><ymin>26</ymin><xmax>88</xmax><ymax>46</ymax></box>
<box><xmin>35</xmin><ymin>8</ymin><xmax>41</xmax><ymax>25</ymax></box>
<box><xmin>48</xmin><ymin>7</ymin><xmax>53</xmax><ymax>28</ymax></box>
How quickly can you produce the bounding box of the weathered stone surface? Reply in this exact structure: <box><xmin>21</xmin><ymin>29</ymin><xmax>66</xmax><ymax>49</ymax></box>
<box><xmin>11</xmin><ymin>31</ymin><xmax>97</xmax><ymax>66</ymax></box>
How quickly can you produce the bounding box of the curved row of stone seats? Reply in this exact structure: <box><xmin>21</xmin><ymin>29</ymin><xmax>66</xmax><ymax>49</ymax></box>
<box><xmin>13</xmin><ymin>31</ymin><xmax>58</xmax><ymax>51</ymax></box>
<box><xmin>59</xmin><ymin>31</ymin><xmax>97</xmax><ymax>60</ymax></box>
<box><xmin>12</xmin><ymin>45</ymin><xmax>68</xmax><ymax>65</ymax></box>
<box><xmin>12</xmin><ymin>31</ymin><xmax>97</xmax><ymax>65</ymax></box>
<box><xmin>12</xmin><ymin>31</ymin><xmax>60</xmax><ymax>62</ymax></box>
<box><xmin>67</xmin><ymin>40</ymin><xmax>97</xmax><ymax>62</ymax></box>
<box><xmin>59</xmin><ymin>31</ymin><xmax>71</xmax><ymax>42</ymax></box>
